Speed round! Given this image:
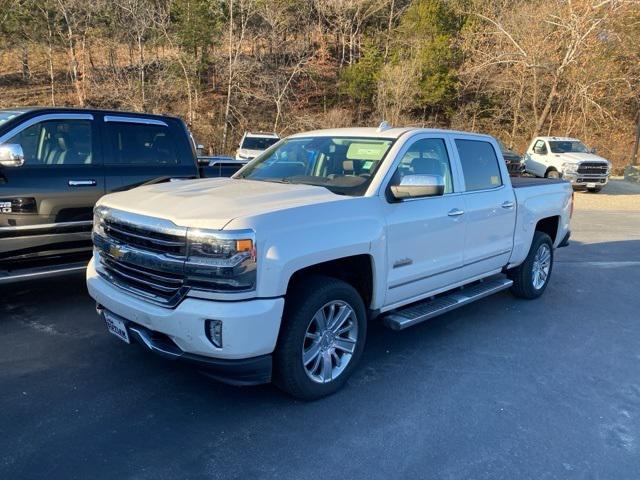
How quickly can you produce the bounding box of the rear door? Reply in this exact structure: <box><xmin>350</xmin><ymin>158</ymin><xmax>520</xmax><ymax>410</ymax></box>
<box><xmin>101</xmin><ymin>115</ymin><xmax>197</xmax><ymax>193</ymax></box>
<box><xmin>452</xmin><ymin>136</ymin><xmax>516</xmax><ymax>279</ymax></box>
<box><xmin>0</xmin><ymin>113</ymin><xmax>103</xmax><ymax>263</ymax></box>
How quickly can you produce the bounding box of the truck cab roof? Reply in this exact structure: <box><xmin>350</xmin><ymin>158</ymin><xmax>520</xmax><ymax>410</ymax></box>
<box><xmin>289</xmin><ymin>126</ymin><xmax>495</xmax><ymax>140</ymax></box>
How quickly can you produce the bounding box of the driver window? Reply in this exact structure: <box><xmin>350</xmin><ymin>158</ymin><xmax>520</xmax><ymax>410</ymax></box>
<box><xmin>5</xmin><ymin>119</ymin><xmax>93</xmax><ymax>166</ymax></box>
<box><xmin>396</xmin><ymin>138</ymin><xmax>453</xmax><ymax>194</ymax></box>
<box><xmin>533</xmin><ymin>140</ymin><xmax>547</xmax><ymax>154</ymax></box>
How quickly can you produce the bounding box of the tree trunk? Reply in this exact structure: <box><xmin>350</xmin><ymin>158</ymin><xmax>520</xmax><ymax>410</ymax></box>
<box><xmin>632</xmin><ymin>108</ymin><xmax>640</xmax><ymax>166</ymax></box>
<box><xmin>532</xmin><ymin>77</ymin><xmax>558</xmax><ymax>138</ymax></box>
<box><xmin>221</xmin><ymin>0</ymin><xmax>234</xmax><ymax>152</ymax></box>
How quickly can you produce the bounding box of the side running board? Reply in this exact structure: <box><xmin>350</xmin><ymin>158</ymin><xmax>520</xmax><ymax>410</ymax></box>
<box><xmin>382</xmin><ymin>277</ymin><xmax>513</xmax><ymax>331</ymax></box>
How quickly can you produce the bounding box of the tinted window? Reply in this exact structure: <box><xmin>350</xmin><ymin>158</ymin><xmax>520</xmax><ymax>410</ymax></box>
<box><xmin>396</xmin><ymin>138</ymin><xmax>453</xmax><ymax>193</ymax></box>
<box><xmin>5</xmin><ymin>119</ymin><xmax>93</xmax><ymax>166</ymax></box>
<box><xmin>241</xmin><ymin>137</ymin><xmax>279</xmax><ymax>150</ymax></box>
<box><xmin>106</xmin><ymin>123</ymin><xmax>177</xmax><ymax>165</ymax></box>
<box><xmin>455</xmin><ymin>139</ymin><xmax>502</xmax><ymax>191</ymax></box>
<box><xmin>548</xmin><ymin>141</ymin><xmax>588</xmax><ymax>153</ymax></box>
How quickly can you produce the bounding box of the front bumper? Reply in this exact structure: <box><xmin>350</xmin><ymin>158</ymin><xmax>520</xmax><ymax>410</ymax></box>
<box><xmin>97</xmin><ymin>307</ymin><xmax>272</xmax><ymax>385</ymax></box>
<box><xmin>87</xmin><ymin>257</ymin><xmax>284</xmax><ymax>372</ymax></box>
<box><xmin>562</xmin><ymin>173</ymin><xmax>609</xmax><ymax>187</ymax></box>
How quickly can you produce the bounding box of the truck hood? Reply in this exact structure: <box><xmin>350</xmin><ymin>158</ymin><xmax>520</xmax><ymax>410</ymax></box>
<box><xmin>97</xmin><ymin>178</ymin><xmax>346</xmax><ymax>230</ymax></box>
<box><xmin>552</xmin><ymin>152</ymin><xmax>609</xmax><ymax>164</ymax></box>
<box><xmin>237</xmin><ymin>148</ymin><xmax>263</xmax><ymax>158</ymax></box>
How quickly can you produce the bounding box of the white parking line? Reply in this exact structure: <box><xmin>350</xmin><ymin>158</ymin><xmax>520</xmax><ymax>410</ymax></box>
<box><xmin>557</xmin><ymin>261</ymin><xmax>640</xmax><ymax>268</ymax></box>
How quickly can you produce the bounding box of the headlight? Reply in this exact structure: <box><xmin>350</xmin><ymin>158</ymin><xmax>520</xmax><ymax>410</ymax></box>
<box><xmin>93</xmin><ymin>205</ymin><xmax>107</xmax><ymax>238</ymax></box>
<box><xmin>563</xmin><ymin>162</ymin><xmax>578</xmax><ymax>174</ymax></box>
<box><xmin>186</xmin><ymin>229</ymin><xmax>256</xmax><ymax>292</ymax></box>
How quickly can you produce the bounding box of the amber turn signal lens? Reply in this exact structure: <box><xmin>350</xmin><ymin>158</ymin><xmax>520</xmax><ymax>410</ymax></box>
<box><xmin>236</xmin><ymin>239</ymin><xmax>253</xmax><ymax>252</ymax></box>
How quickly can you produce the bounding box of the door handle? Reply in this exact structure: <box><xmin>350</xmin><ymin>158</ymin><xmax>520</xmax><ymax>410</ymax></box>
<box><xmin>448</xmin><ymin>208</ymin><xmax>465</xmax><ymax>217</ymax></box>
<box><xmin>501</xmin><ymin>201</ymin><xmax>515</xmax><ymax>209</ymax></box>
<box><xmin>69</xmin><ymin>179</ymin><xmax>97</xmax><ymax>187</ymax></box>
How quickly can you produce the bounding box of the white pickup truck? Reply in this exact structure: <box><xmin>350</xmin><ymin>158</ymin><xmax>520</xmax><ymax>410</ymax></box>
<box><xmin>524</xmin><ymin>136</ymin><xmax>611</xmax><ymax>192</ymax></box>
<box><xmin>87</xmin><ymin>126</ymin><xmax>573</xmax><ymax>399</ymax></box>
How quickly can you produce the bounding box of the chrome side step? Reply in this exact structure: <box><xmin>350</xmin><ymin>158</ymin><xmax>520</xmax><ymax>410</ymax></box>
<box><xmin>0</xmin><ymin>261</ymin><xmax>87</xmax><ymax>284</ymax></box>
<box><xmin>382</xmin><ymin>277</ymin><xmax>514</xmax><ymax>331</ymax></box>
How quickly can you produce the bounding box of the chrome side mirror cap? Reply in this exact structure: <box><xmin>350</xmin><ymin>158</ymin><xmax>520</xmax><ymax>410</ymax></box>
<box><xmin>590</xmin><ymin>147</ymin><xmax>597</xmax><ymax>154</ymax></box>
<box><xmin>390</xmin><ymin>174</ymin><xmax>445</xmax><ymax>200</ymax></box>
<box><xmin>0</xmin><ymin>144</ymin><xmax>25</xmax><ymax>167</ymax></box>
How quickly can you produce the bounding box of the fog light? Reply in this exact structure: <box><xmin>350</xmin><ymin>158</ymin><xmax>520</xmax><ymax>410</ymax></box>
<box><xmin>205</xmin><ymin>319</ymin><xmax>223</xmax><ymax>348</ymax></box>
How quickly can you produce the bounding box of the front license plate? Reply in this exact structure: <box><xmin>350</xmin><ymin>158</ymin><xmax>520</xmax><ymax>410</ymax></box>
<box><xmin>104</xmin><ymin>312</ymin><xmax>130</xmax><ymax>344</ymax></box>
<box><xmin>586</xmin><ymin>182</ymin><xmax>596</xmax><ymax>188</ymax></box>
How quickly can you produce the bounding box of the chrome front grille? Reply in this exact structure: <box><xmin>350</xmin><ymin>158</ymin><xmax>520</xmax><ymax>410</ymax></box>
<box><xmin>577</xmin><ymin>162</ymin><xmax>608</xmax><ymax>175</ymax></box>
<box><xmin>103</xmin><ymin>217</ymin><xmax>186</xmax><ymax>256</ymax></box>
<box><xmin>94</xmin><ymin>207</ymin><xmax>189</xmax><ymax>307</ymax></box>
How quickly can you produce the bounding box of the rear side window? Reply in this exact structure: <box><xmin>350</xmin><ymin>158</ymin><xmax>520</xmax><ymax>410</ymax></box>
<box><xmin>106</xmin><ymin>122</ymin><xmax>177</xmax><ymax>165</ymax></box>
<box><xmin>455</xmin><ymin>139</ymin><xmax>503</xmax><ymax>191</ymax></box>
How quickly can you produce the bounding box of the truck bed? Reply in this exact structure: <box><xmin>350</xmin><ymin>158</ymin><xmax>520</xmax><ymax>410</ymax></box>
<box><xmin>511</xmin><ymin>176</ymin><xmax>567</xmax><ymax>188</ymax></box>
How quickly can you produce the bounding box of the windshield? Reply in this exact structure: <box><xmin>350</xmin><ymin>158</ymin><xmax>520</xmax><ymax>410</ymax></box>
<box><xmin>0</xmin><ymin>110</ymin><xmax>26</xmax><ymax>126</ymax></box>
<box><xmin>549</xmin><ymin>140</ymin><xmax>589</xmax><ymax>154</ymax></box>
<box><xmin>235</xmin><ymin>136</ymin><xmax>394</xmax><ymax>196</ymax></box>
<box><xmin>241</xmin><ymin>136</ymin><xmax>279</xmax><ymax>151</ymax></box>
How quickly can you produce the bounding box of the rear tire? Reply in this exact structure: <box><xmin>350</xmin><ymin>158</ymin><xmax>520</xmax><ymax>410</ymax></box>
<box><xmin>508</xmin><ymin>231</ymin><xmax>554</xmax><ymax>299</ymax></box>
<box><xmin>273</xmin><ymin>275</ymin><xmax>367</xmax><ymax>400</ymax></box>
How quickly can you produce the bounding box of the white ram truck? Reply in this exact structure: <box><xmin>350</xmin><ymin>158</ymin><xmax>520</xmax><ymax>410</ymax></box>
<box><xmin>524</xmin><ymin>136</ymin><xmax>611</xmax><ymax>192</ymax></box>
<box><xmin>87</xmin><ymin>126</ymin><xmax>573</xmax><ymax>399</ymax></box>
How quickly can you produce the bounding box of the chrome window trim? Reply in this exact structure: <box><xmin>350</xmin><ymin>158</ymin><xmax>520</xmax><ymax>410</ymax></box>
<box><xmin>0</xmin><ymin>113</ymin><xmax>94</xmax><ymax>144</ymax></box>
<box><xmin>0</xmin><ymin>220</ymin><xmax>92</xmax><ymax>231</ymax></box>
<box><xmin>103</xmin><ymin>115</ymin><xmax>168</xmax><ymax>127</ymax></box>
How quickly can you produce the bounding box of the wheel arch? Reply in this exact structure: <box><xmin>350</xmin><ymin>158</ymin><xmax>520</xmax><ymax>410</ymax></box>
<box><xmin>535</xmin><ymin>215</ymin><xmax>560</xmax><ymax>243</ymax></box>
<box><xmin>285</xmin><ymin>254</ymin><xmax>376</xmax><ymax>311</ymax></box>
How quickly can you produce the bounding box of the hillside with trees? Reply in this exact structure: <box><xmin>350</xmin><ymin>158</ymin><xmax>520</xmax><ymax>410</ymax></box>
<box><xmin>0</xmin><ymin>0</ymin><xmax>638</xmax><ymax>169</ymax></box>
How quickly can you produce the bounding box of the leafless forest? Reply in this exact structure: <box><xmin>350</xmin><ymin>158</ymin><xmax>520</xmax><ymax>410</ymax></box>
<box><xmin>0</xmin><ymin>0</ymin><xmax>638</xmax><ymax>168</ymax></box>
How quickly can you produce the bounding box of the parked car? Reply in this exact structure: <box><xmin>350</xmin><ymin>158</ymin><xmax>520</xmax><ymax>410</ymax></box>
<box><xmin>497</xmin><ymin>139</ymin><xmax>524</xmax><ymax>175</ymax></box>
<box><xmin>524</xmin><ymin>136</ymin><xmax>611</xmax><ymax>192</ymax></box>
<box><xmin>87</xmin><ymin>125</ymin><xmax>573</xmax><ymax>400</ymax></box>
<box><xmin>0</xmin><ymin>107</ymin><xmax>232</xmax><ymax>284</ymax></box>
<box><xmin>198</xmin><ymin>155</ymin><xmax>248</xmax><ymax>178</ymax></box>
<box><xmin>235</xmin><ymin>132</ymin><xmax>279</xmax><ymax>161</ymax></box>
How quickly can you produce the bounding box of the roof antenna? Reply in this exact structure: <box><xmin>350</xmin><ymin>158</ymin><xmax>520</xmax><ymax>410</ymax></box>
<box><xmin>377</xmin><ymin>121</ymin><xmax>391</xmax><ymax>133</ymax></box>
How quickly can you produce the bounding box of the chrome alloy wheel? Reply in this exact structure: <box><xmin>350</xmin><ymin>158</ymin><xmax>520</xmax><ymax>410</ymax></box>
<box><xmin>531</xmin><ymin>243</ymin><xmax>551</xmax><ymax>290</ymax></box>
<box><xmin>302</xmin><ymin>300</ymin><xmax>359</xmax><ymax>384</ymax></box>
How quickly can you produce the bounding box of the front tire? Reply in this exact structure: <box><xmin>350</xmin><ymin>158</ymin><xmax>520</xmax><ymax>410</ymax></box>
<box><xmin>587</xmin><ymin>186</ymin><xmax>603</xmax><ymax>193</ymax></box>
<box><xmin>545</xmin><ymin>169</ymin><xmax>561</xmax><ymax>179</ymax></box>
<box><xmin>273</xmin><ymin>276</ymin><xmax>367</xmax><ymax>400</ymax></box>
<box><xmin>508</xmin><ymin>231</ymin><xmax>554</xmax><ymax>299</ymax></box>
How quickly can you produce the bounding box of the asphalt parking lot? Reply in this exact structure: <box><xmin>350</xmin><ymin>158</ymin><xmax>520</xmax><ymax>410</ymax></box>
<box><xmin>2</xmin><ymin>182</ymin><xmax>640</xmax><ymax>479</ymax></box>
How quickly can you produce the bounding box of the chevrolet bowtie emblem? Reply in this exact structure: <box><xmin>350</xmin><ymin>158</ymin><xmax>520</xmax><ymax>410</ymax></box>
<box><xmin>109</xmin><ymin>244</ymin><xmax>126</xmax><ymax>260</ymax></box>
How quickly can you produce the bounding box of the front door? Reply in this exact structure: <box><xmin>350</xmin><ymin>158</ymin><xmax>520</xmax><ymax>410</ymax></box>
<box><xmin>0</xmin><ymin>113</ymin><xmax>103</xmax><ymax>265</ymax></box>
<box><xmin>384</xmin><ymin>136</ymin><xmax>467</xmax><ymax>308</ymax></box>
<box><xmin>526</xmin><ymin>139</ymin><xmax>549</xmax><ymax>177</ymax></box>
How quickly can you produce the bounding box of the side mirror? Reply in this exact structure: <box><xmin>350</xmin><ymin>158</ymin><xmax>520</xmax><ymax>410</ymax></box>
<box><xmin>390</xmin><ymin>174</ymin><xmax>445</xmax><ymax>200</ymax></box>
<box><xmin>196</xmin><ymin>144</ymin><xmax>205</xmax><ymax>156</ymax></box>
<box><xmin>590</xmin><ymin>147</ymin><xmax>597</xmax><ymax>154</ymax></box>
<box><xmin>0</xmin><ymin>144</ymin><xmax>25</xmax><ymax>167</ymax></box>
